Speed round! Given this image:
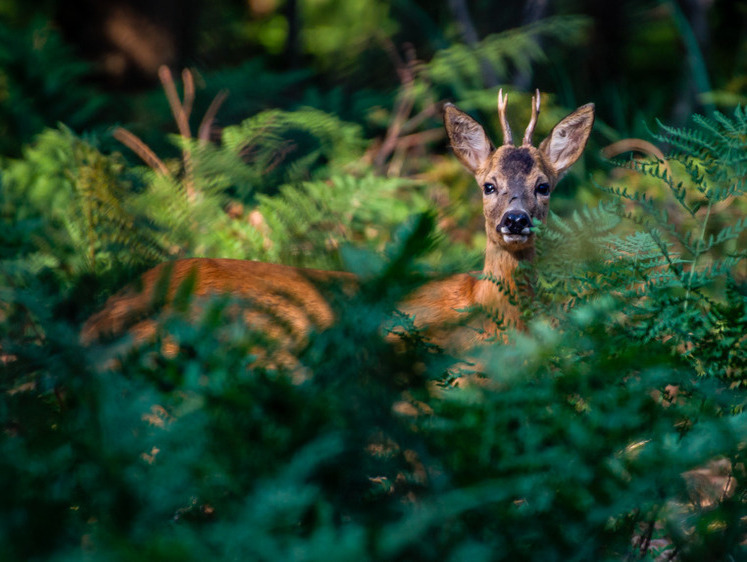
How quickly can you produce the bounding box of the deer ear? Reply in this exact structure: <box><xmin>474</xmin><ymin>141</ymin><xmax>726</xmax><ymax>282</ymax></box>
<box><xmin>539</xmin><ymin>103</ymin><xmax>595</xmax><ymax>175</ymax></box>
<box><xmin>444</xmin><ymin>103</ymin><xmax>493</xmax><ymax>173</ymax></box>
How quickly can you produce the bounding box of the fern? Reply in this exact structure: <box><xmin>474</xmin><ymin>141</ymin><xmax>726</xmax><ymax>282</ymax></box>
<box><xmin>220</xmin><ymin>108</ymin><xmax>367</xmax><ymax>198</ymax></box>
<box><xmin>2</xmin><ymin>126</ymin><xmax>164</xmax><ymax>282</ymax></box>
<box><xmin>75</xmin><ymin>107</ymin><xmax>375</xmax><ymax>265</ymax></box>
<box><xmin>427</xmin><ymin>16</ymin><xmax>591</xmax><ymax>97</ymax></box>
<box><xmin>534</xmin><ymin>107</ymin><xmax>746</xmax><ymax>393</ymax></box>
<box><xmin>528</xmin><ymin>202</ymin><xmax>621</xmax><ymax>311</ymax></box>
<box><xmin>251</xmin><ymin>174</ymin><xmax>431</xmax><ymax>269</ymax></box>
<box><xmin>653</xmin><ymin>106</ymin><xmax>747</xmax><ymax>192</ymax></box>
<box><xmin>0</xmin><ymin>19</ymin><xmax>108</xmax><ymax>155</ymax></box>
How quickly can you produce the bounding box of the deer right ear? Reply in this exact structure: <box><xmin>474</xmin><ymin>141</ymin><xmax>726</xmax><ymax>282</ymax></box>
<box><xmin>539</xmin><ymin>103</ymin><xmax>595</xmax><ymax>176</ymax></box>
<box><xmin>444</xmin><ymin>103</ymin><xmax>493</xmax><ymax>174</ymax></box>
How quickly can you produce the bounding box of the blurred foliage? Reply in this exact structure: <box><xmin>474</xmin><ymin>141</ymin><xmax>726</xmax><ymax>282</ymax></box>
<box><xmin>0</xmin><ymin>19</ymin><xmax>109</xmax><ymax>156</ymax></box>
<box><xmin>301</xmin><ymin>0</ymin><xmax>398</xmax><ymax>73</ymax></box>
<box><xmin>2</xmin><ymin>126</ymin><xmax>163</xmax><ymax>282</ymax></box>
<box><xmin>1</xmin><ymin>1</ymin><xmax>747</xmax><ymax>560</ymax></box>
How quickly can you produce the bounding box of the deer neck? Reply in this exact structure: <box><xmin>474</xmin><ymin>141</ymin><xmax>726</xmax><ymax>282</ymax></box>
<box><xmin>475</xmin><ymin>240</ymin><xmax>534</xmax><ymax>330</ymax></box>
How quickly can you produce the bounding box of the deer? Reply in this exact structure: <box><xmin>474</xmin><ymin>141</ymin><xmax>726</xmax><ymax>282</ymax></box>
<box><xmin>81</xmin><ymin>91</ymin><xmax>595</xmax><ymax>356</ymax></box>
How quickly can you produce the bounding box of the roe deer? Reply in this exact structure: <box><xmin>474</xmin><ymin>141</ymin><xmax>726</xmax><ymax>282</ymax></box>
<box><xmin>400</xmin><ymin>91</ymin><xmax>594</xmax><ymax>346</ymax></box>
<box><xmin>81</xmin><ymin>91</ymin><xmax>595</xmax><ymax>352</ymax></box>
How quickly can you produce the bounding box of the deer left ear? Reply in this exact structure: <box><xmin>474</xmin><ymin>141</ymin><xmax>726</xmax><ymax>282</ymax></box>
<box><xmin>539</xmin><ymin>103</ymin><xmax>595</xmax><ymax>175</ymax></box>
<box><xmin>443</xmin><ymin>103</ymin><xmax>494</xmax><ymax>174</ymax></box>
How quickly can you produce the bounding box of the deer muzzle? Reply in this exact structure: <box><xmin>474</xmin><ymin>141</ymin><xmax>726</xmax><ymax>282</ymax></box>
<box><xmin>498</xmin><ymin>210</ymin><xmax>533</xmax><ymax>243</ymax></box>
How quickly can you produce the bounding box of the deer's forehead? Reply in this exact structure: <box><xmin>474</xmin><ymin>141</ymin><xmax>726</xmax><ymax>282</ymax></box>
<box><xmin>480</xmin><ymin>147</ymin><xmax>551</xmax><ymax>182</ymax></box>
<box><xmin>499</xmin><ymin>147</ymin><xmax>535</xmax><ymax>175</ymax></box>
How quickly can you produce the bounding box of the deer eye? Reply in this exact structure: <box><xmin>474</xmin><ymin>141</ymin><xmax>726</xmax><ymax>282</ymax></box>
<box><xmin>483</xmin><ymin>183</ymin><xmax>496</xmax><ymax>195</ymax></box>
<box><xmin>536</xmin><ymin>182</ymin><xmax>550</xmax><ymax>196</ymax></box>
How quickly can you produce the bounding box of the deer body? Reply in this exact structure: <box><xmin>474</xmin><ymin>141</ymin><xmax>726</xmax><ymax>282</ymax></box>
<box><xmin>82</xmin><ymin>92</ymin><xmax>594</xmax><ymax>352</ymax></box>
<box><xmin>81</xmin><ymin>258</ymin><xmax>356</xmax><ymax>348</ymax></box>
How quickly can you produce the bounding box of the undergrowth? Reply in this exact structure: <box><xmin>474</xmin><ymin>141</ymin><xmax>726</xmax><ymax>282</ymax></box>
<box><xmin>1</xmin><ymin>69</ymin><xmax>746</xmax><ymax>561</ymax></box>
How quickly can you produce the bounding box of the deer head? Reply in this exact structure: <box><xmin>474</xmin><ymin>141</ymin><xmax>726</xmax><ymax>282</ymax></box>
<box><xmin>444</xmin><ymin>90</ymin><xmax>595</xmax><ymax>257</ymax></box>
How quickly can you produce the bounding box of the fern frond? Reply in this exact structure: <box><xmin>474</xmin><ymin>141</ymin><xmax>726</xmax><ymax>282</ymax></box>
<box><xmin>220</xmin><ymin>108</ymin><xmax>367</xmax><ymax>198</ymax></box>
<box><xmin>253</xmin><ymin>174</ymin><xmax>430</xmax><ymax>269</ymax></box>
<box><xmin>2</xmin><ymin>125</ymin><xmax>166</xmax><ymax>279</ymax></box>
<box><xmin>427</xmin><ymin>15</ymin><xmax>590</xmax><ymax>93</ymax></box>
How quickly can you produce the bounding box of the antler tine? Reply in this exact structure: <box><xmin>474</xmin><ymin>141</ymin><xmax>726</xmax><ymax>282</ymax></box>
<box><xmin>497</xmin><ymin>89</ymin><xmax>513</xmax><ymax>146</ymax></box>
<box><xmin>522</xmin><ymin>89</ymin><xmax>541</xmax><ymax>146</ymax></box>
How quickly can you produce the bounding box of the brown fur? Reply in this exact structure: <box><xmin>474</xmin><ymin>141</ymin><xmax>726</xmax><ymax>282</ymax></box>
<box><xmin>81</xmin><ymin>258</ymin><xmax>356</xmax><ymax>350</ymax></box>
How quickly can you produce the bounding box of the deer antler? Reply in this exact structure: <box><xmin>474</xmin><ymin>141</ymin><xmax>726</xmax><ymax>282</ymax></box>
<box><xmin>497</xmin><ymin>89</ymin><xmax>513</xmax><ymax>146</ymax></box>
<box><xmin>522</xmin><ymin>89</ymin><xmax>541</xmax><ymax>146</ymax></box>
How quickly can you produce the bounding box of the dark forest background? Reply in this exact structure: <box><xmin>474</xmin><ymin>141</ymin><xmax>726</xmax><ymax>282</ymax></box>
<box><xmin>2</xmin><ymin>0</ymin><xmax>745</xmax><ymax>152</ymax></box>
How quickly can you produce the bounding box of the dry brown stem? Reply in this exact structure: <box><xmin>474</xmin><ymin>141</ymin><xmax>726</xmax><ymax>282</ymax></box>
<box><xmin>113</xmin><ymin>127</ymin><xmax>170</xmax><ymax>176</ymax></box>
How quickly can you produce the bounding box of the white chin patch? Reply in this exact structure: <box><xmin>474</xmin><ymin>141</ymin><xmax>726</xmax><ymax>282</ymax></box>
<box><xmin>502</xmin><ymin>234</ymin><xmax>529</xmax><ymax>244</ymax></box>
<box><xmin>500</xmin><ymin>226</ymin><xmax>532</xmax><ymax>245</ymax></box>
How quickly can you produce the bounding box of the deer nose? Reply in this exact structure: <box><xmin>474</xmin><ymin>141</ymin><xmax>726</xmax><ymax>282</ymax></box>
<box><xmin>499</xmin><ymin>211</ymin><xmax>532</xmax><ymax>234</ymax></box>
